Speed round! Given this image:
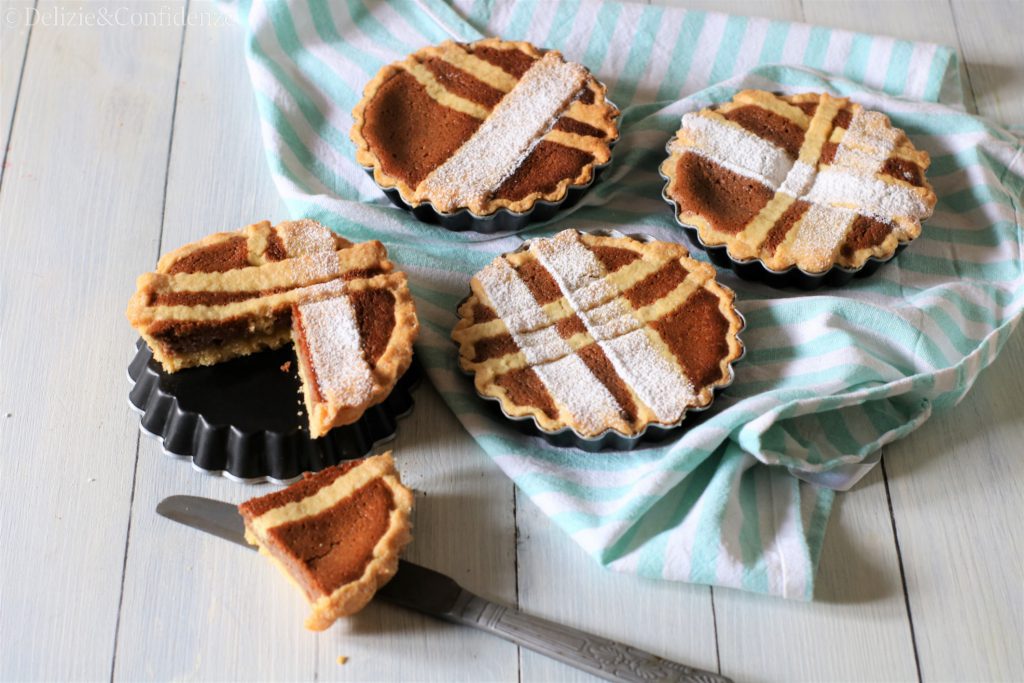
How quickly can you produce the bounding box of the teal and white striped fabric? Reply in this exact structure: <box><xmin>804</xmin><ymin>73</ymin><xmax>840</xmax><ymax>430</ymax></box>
<box><xmin>227</xmin><ymin>0</ymin><xmax>1024</xmax><ymax>599</ymax></box>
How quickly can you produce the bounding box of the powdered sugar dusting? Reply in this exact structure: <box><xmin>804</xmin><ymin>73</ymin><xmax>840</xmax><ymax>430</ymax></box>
<box><xmin>832</xmin><ymin>110</ymin><xmax>898</xmax><ymax>175</ymax></box>
<box><xmin>805</xmin><ymin>169</ymin><xmax>930</xmax><ymax>218</ymax></box>
<box><xmin>779</xmin><ymin>160</ymin><xmax>816</xmax><ymax>197</ymax></box>
<box><xmin>475</xmin><ymin>258</ymin><xmax>550</xmax><ymax>333</ymax></box>
<box><xmin>296</xmin><ymin>294</ymin><xmax>375</xmax><ymax>404</ymax></box>
<box><xmin>787</xmin><ymin>203</ymin><xmax>856</xmax><ymax>270</ymax></box>
<box><xmin>278</xmin><ymin>219</ymin><xmax>337</xmax><ymax>256</ymax></box>
<box><xmin>533</xmin><ymin>354</ymin><xmax>622</xmax><ymax>434</ymax></box>
<box><xmin>674</xmin><ymin>113</ymin><xmax>794</xmax><ymax>188</ymax></box>
<box><xmin>601</xmin><ymin>329</ymin><xmax>696</xmax><ymax>419</ymax></box>
<box><xmin>532</xmin><ymin>230</ymin><xmax>698</xmax><ymax>423</ymax></box>
<box><xmin>417</xmin><ymin>52</ymin><xmax>587</xmax><ymax>212</ymax></box>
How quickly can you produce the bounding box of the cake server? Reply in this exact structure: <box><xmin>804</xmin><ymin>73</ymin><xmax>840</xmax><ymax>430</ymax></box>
<box><xmin>157</xmin><ymin>495</ymin><xmax>731</xmax><ymax>683</ymax></box>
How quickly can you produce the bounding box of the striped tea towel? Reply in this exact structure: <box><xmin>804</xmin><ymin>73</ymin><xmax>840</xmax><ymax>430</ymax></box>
<box><xmin>227</xmin><ymin>0</ymin><xmax>1024</xmax><ymax>599</ymax></box>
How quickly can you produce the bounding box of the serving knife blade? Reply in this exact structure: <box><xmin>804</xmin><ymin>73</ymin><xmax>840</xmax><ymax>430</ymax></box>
<box><xmin>158</xmin><ymin>495</ymin><xmax>731</xmax><ymax>683</ymax></box>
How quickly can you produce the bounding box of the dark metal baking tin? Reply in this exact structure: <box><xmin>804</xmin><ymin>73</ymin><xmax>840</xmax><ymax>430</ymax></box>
<box><xmin>459</xmin><ymin>229</ymin><xmax>746</xmax><ymax>452</ymax></box>
<box><xmin>658</xmin><ymin>151</ymin><xmax>911</xmax><ymax>290</ymax></box>
<box><xmin>127</xmin><ymin>340</ymin><xmax>420</xmax><ymax>484</ymax></box>
<box><xmin>364</xmin><ymin>102</ymin><xmax>620</xmax><ymax>234</ymax></box>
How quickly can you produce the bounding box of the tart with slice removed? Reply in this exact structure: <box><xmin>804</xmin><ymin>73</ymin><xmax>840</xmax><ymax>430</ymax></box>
<box><xmin>126</xmin><ymin>219</ymin><xmax>419</xmax><ymax>438</ymax></box>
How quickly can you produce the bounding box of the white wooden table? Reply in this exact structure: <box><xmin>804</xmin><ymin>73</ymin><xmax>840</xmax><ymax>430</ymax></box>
<box><xmin>2</xmin><ymin>1</ymin><xmax>1021</xmax><ymax>681</ymax></box>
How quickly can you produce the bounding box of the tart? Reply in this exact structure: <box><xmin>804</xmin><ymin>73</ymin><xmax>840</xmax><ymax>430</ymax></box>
<box><xmin>126</xmin><ymin>219</ymin><xmax>419</xmax><ymax>438</ymax></box>
<box><xmin>239</xmin><ymin>452</ymin><xmax>414</xmax><ymax>630</ymax></box>
<box><xmin>351</xmin><ymin>38</ymin><xmax>618</xmax><ymax>228</ymax></box>
<box><xmin>661</xmin><ymin>90</ymin><xmax>936</xmax><ymax>278</ymax></box>
<box><xmin>452</xmin><ymin>229</ymin><xmax>744</xmax><ymax>444</ymax></box>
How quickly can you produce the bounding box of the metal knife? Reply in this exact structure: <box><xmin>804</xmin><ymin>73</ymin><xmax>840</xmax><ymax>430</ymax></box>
<box><xmin>157</xmin><ymin>495</ymin><xmax>731</xmax><ymax>683</ymax></box>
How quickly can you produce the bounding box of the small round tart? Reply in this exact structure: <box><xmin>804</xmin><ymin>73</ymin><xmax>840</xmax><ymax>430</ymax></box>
<box><xmin>660</xmin><ymin>90</ymin><xmax>937</xmax><ymax>275</ymax></box>
<box><xmin>452</xmin><ymin>229</ymin><xmax>744</xmax><ymax>442</ymax></box>
<box><xmin>351</xmin><ymin>38</ymin><xmax>619</xmax><ymax>220</ymax></box>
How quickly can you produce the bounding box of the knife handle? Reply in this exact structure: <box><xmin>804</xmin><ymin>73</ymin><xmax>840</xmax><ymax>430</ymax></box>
<box><xmin>446</xmin><ymin>590</ymin><xmax>731</xmax><ymax>683</ymax></box>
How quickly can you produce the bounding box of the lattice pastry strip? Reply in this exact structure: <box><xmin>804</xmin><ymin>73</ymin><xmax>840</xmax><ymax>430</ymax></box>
<box><xmin>453</xmin><ymin>230</ymin><xmax>744</xmax><ymax>438</ymax></box>
<box><xmin>661</xmin><ymin>90</ymin><xmax>936</xmax><ymax>273</ymax></box>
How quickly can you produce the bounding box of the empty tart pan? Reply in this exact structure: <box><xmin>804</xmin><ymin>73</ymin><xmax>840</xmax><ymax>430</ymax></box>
<box><xmin>128</xmin><ymin>340</ymin><xmax>421</xmax><ymax>484</ymax></box>
<box><xmin>351</xmin><ymin>38</ymin><xmax>619</xmax><ymax>233</ymax></box>
<box><xmin>452</xmin><ymin>228</ymin><xmax>745</xmax><ymax>451</ymax></box>
<box><xmin>659</xmin><ymin>90</ymin><xmax>936</xmax><ymax>289</ymax></box>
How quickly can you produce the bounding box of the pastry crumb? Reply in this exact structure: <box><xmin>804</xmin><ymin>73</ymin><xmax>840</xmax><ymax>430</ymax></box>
<box><xmin>336</xmin><ymin>656</ymin><xmax>348</xmax><ymax>666</ymax></box>
<box><xmin>280</xmin><ymin>361</ymin><xmax>292</xmax><ymax>372</ymax></box>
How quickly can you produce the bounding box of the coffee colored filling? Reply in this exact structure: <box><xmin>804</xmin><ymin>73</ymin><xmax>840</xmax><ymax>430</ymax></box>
<box><xmin>419</xmin><ymin>56</ymin><xmax>505</xmax><ymax>108</ymax></box>
<box><xmin>651</xmin><ymin>288</ymin><xmax>729</xmax><ymax>388</ymax></box>
<box><xmin>840</xmin><ymin>214</ymin><xmax>894</xmax><ymax>258</ymax></box>
<box><xmin>587</xmin><ymin>245</ymin><xmax>640</xmax><ymax>272</ymax></box>
<box><xmin>469</xmin><ymin>44</ymin><xmax>536</xmax><ymax>78</ymax></box>
<box><xmin>578</xmin><ymin>87</ymin><xmax>595</xmax><ymax>105</ymax></box>
<box><xmin>493</xmin><ymin>141</ymin><xmax>594</xmax><ymax>202</ymax></box>
<box><xmin>268</xmin><ymin>479</ymin><xmax>395</xmax><ymax>598</ymax></box>
<box><xmin>472</xmin><ymin>302</ymin><xmax>497</xmax><ymax>322</ymax></box>
<box><xmin>151</xmin><ymin>287</ymin><xmax>288</xmax><ymax>307</ymax></box>
<box><xmin>672</xmin><ymin>153</ymin><xmax>774</xmax><ymax>234</ymax></box>
<box><xmin>795</xmin><ymin>102</ymin><xmax>818</xmax><ymax>117</ymax></box>
<box><xmin>514</xmin><ymin>258</ymin><xmax>563</xmax><ymax>305</ymax></box>
<box><xmin>472</xmin><ymin>333</ymin><xmax>518</xmax><ymax>363</ymax></box>
<box><xmin>553</xmin><ymin>116</ymin><xmax>606</xmax><ymax>139</ymax></box>
<box><xmin>292</xmin><ymin>305</ymin><xmax>324</xmax><ymax>404</ymax></box>
<box><xmin>623</xmin><ymin>260</ymin><xmax>689</xmax><ymax>308</ymax></box>
<box><xmin>363</xmin><ymin>70</ymin><xmax>480</xmax><ymax>186</ymax></box>
<box><xmin>166</xmin><ymin>236</ymin><xmax>250</xmax><ymax>274</ymax></box>
<box><xmin>239</xmin><ymin>462</ymin><xmax>361</xmax><ymax>519</ymax></box>
<box><xmin>723</xmin><ymin>105</ymin><xmax>804</xmax><ymax>157</ymax></box>
<box><xmin>819</xmin><ymin>141</ymin><xmax>839</xmax><ymax>166</ymax></box>
<box><xmin>556</xmin><ymin>315</ymin><xmax>587</xmax><ymax>339</ymax></box>
<box><xmin>882</xmin><ymin>157</ymin><xmax>924</xmax><ymax>186</ymax></box>
<box><xmin>762</xmin><ymin>199</ymin><xmax>811</xmax><ymax>255</ymax></box>
<box><xmin>576</xmin><ymin>343</ymin><xmax>639</xmax><ymax>424</ymax></box>
<box><xmin>832</xmin><ymin>108</ymin><xmax>853</xmax><ymax>130</ymax></box>
<box><xmin>495</xmin><ymin>367</ymin><xmax>558</xmax><ymax>420</ymax></box>
<box><xmin>349</xmin><ymin>288</ymin><xmax>397</xmax><ymax>368</ymax></box>
<box><xmin>265</xmin><ymin>230</ymin><xmax>288</xmax><ymax>261</ymax></box>
<box><xmin>149</xmin><ymin>310</ymin><xmax>290</xmax><ymax>355</ymax></box>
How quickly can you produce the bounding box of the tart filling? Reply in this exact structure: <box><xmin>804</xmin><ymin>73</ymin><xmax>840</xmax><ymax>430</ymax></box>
<box><xmin>453</xmin><ymin>230</ymin><xmax>744</xmax><ymax>438</ymax></box>
<box><xmin>351</xmin><ymin>38</ymin><xmax>619</xmax><ymax>216</ymax></box>
<box><xmin>126</xmin><ymin>220</ymin><xmax>419</xmax><ymax>438</ymax></box>
<box><xmin>238</xmin><ymin>452</ymin><xmax>413</xmax><ymax>631</ymax></box>
<box><xmin>661</xmin><ymin>90</ymin><xmax>937</xmax><ymax>273</ymax></box>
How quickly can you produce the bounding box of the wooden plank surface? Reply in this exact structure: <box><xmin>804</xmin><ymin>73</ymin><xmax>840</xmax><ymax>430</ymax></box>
<box><xmin>1</xmin><ymin>0</ymin><xmax>35</xmax><ymax>183</ymax></box>
<box><xmin>0</xmin><ymin>1</ymin><xmax>184</xmax><ymax>679</ymax></box>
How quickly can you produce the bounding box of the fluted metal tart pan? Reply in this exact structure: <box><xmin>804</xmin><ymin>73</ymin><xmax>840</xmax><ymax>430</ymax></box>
<box><xmin>127</xmin><ymin>339</ymin><xmax>420</xmax><ymax>484</ymax></box>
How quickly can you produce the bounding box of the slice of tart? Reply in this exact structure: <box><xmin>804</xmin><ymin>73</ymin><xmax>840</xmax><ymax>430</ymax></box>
<box><xmin>661</xmin><ymin>90</ymin><xmax>936</xmax><ymax>274</ymax></box>
<box><xmin>452</xmin><ymin>229</ymin><xmax>744</xmax><ymax>439</ymax></box>
<box><xmin>126</xmin><ymin>219</ymin><xmax>419</xmax><ymax>437</ymax></box>
<box><xmin>351</xmin><ymin>38</ymin><xmax>619</xmax><ymax>217</ymax></box>
<box><xmin>238</xmin><ymin>452</ymin><xmax>414</xmax><ymax>631</ymax></box>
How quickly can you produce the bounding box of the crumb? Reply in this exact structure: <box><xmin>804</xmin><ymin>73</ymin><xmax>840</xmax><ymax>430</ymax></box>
<box><xmin>280</xmin><ymin>361</ymin><xmax>292</xmax><ymax>372</ymax></box>
<box><xmin>4</xmin><ymin>413</ymin><xmax>11</xmax><ymax>418</ymax></box>
<box><xmin>336</xmin><ymin>656</ymin><xmax>348</xmax><ymax>666</ymax></box>
<box><xmin>87</xmin><ymin>477</ymin><xmax>96</xmax><ymax>483</ymax></box>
